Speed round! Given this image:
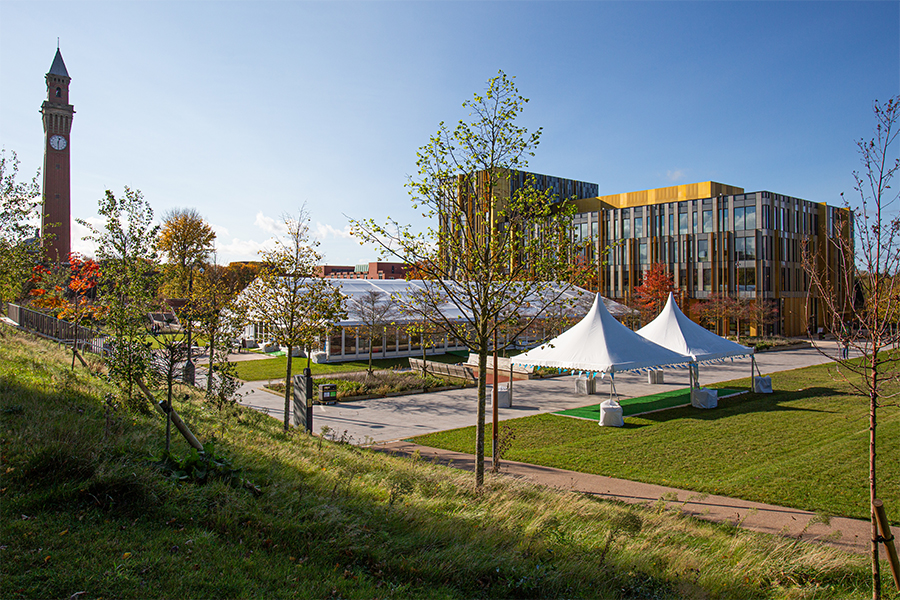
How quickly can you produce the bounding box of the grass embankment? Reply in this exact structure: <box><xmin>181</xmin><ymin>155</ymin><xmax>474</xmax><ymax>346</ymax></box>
<box><xmin>0</xmin><ymin>326</ymin><xmax>889</xmax><ymax>599</ymax></box>
<box><xmin>233</xmin><ymin>353</ymin><xmax>461</xmax><ymax>381</ymax></box>
<box><xmin>414</xmin><ymin>363</ymin><xmax>900</xmax><ymax>524</ymax></box>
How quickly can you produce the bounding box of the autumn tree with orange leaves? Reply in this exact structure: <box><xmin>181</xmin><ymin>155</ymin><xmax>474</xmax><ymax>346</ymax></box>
<box><xmin>30</xmin><ymin>252</ymin><xmax>103</xmax><ymax>369</ymax></box>
<box><xmin>632</xmin><ymin>264</ymin><xmax>676</xmax><ymax>325</ymax></box>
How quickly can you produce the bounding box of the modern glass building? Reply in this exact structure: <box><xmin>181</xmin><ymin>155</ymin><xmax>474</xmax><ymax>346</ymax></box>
<box><xmin>566</xmin><ymin>181</ymin><xmax>853</xmax><ymax>337</ymax></box>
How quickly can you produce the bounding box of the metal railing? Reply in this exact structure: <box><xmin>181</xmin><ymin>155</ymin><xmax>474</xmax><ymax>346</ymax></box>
<box><xmin>6</xmin><ymin>302</ymin><xmax>107</xmax><ymax>355</ymax></box>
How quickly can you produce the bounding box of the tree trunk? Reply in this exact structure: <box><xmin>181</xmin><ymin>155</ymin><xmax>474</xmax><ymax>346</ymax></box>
<box><xmin>71</xmin><ymin>310</ymin><xmax>78</xmax><ymax>371</ymax></box>
<box><xmin>475</xmin><ymin>344</ymin><xmax>487</xmax><ymax>487</ymax></box>
<box><xmin>207</xmin><ymin>330</ymin><xmax>215</xmax><ymax>395</ymax></box>
<box><xmin>283</xmin><ymin>347</ymin><xmax>293</xmax><ymax>431</ymax></box>
<box><xmin>870</xmin><ymin>351</ymin><xmax>881</xmax><ymax>600</ymax></box>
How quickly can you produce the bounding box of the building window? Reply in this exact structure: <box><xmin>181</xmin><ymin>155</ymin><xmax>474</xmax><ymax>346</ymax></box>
<box><xmin>669</xmin><ymin>213</ymin><xmax>675</xmax><ymax>236</ymax></box>
<box><xmin>639</xmin><ymin>242</ymin><xmax>648</xmax><ymax>264</ymax></box>
<box><xmin>697</xmin><ymin>239</ymin><xmax>709</xmax><ymax>261</ymax></box>
<box><xmin>745</xmin><ymin>206</ymin><xmax>756</xmax><ymax>230</ymax></box>
<box><xmin>702</xmin><ymin>210</ymin><xmax>713</xmax><ymax>233</ymax></box>
<box><xmin>55</xmin><ymin>87</ymin><xmax>61</xmax><ymax>98</ymax></box>
<box><xmin>735</xmin><ymin>207</ymin><xmax>745</xmax><ymax>230</ymax></box>
<box><xmin>735</xmin><ymin>237</ymin><xmax>756</xmax><ymax>260</ymax></box>
<box><xmin>679</xmin><ymin>213</ymin><xmax>689</xmax><ymax>235</ymax></box>
<box><xmin>623</xmin><ymin>218</ymin><xmax>631</xmax><ymax>238</ymax></box>
<box><xmin>693</xmin><ymin>211</ymin><xmax>698</xmax><ymax>233</ymax></box>
<box><xmin>739</xmin><ymin>266</ymin><xmax>756</xmax><ymax>291</ymax></box>
<box><xmin>702</xmin><ymin>268</ymin><xmax>711</xmax><ymax>291</ymax></box>
<box><xmin>634</xmin><ymin>217</ymin><xmax>643</xmax><ymax>238</ymax></box>
<box><xmin>719</xmin><ymin>207</ymin><xmax>729</xmax><ymax>230</ymax></box>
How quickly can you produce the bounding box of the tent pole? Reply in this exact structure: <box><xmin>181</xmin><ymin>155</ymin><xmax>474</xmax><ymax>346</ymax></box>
<box><xmin>751</xmin><ymin>355</ymin><xmax>757</xmax><ymax>390</ymax></box>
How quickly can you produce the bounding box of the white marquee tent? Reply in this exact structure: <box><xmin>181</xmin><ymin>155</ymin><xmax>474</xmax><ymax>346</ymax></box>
<box><xmin>636</xmin><ymin>292</ymin><xmax>755</xmax><ymax>389</ymax></box>
<box><xmin>511</xmin><ymin>293</ymin><xmax>693</xmax><ymax>376</ymax></box>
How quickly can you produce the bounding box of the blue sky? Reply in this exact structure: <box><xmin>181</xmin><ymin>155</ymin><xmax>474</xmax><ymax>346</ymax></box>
<box><xmin>1</xmin><ymin>1</ymin><xmax>897</xmax><ymax>265</ymax></box>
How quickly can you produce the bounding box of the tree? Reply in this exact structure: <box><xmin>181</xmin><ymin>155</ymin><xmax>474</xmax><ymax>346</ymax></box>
<box><xmin>349</xmin><ymin>290</ymin><xmax>397</xmax><ymax>377</ymax></box>
<box><xmin>222</xmin><ymin>261</ymin><xmax>260</xmax><ymax>296</ymax></box>
<box><xmin>801</xmin><ymin>95</ymin><xmax>900</xmax><ymax>600</ymax></box>
<box><xmin>747</xmin><ymin>298</ymin><xmax>778</xmax><ymax>338</ymax></box>
<box><xmin>157</xmin><ymin>208</ymin><xmax>216</xmax><ymax>299</ymax></box>
<box><xmin>400</xmin><ymin>286</ymin><xmax>448</xmax><ymax>377</ymax></box>
<box><xmin>192</xmin><ymin>257</ymin><xmax>244</xmax><ymax>395</ymax></box>
<box><xmin>79</xmin><ymin>188</ymin><xmax>160</xmax><ymax>408</ymax></box>
<box><xmin>242</xmin><ymin>207</ymin><xmax>346</xmax><ymax>431</ymax></box>
<box><xmin>632</xmin><ymin>264</ymin><xmax>675</xmax><ymax>325</ymax></box>
<box><xmin>351</xmin><ymin>72</ymin><xmax>584</xmax><ymax>486</ymax></box>
<box><xmin>0</xmin><ymin>150</ymin><xmax>43</xmax><ymax>309</ymax></box>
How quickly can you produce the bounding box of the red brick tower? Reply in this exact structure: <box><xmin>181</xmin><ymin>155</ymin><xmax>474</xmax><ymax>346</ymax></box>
<box><xmin>41</xmin><ymin>48</ymin><xmax>74</xmax><ymax>261</ymax></box>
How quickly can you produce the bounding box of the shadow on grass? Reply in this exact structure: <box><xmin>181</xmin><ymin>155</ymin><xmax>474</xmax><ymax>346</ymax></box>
<box><xmin>636</xmin><ymin>386</ymin><xmax>843</xmax><ymax>425</ymax></box>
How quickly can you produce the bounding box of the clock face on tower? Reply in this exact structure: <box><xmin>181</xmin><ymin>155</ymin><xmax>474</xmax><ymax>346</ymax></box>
<box><xmin>49</xmin><ymin>135</ymin><xmax>67</xmax><ymax>151</ymax></box>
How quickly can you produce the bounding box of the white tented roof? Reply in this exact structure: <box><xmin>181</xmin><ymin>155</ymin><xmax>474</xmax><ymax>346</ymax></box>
<box><xmin>511</xmin><ymin>293</ymin><xmax>693</xmax><ymax>373</ymax></box>
<box><xmin>333</xmin><ymin>279</ymin><xmax>593</xmax><ymax>326</ymax></box>
<box><xmin>636</xmin><ymin>292</ymin><xmax>753</xmax><ymax>362</ymax></box>
<box><xmin>248</xmin><ymin>278</ymin><xmax>595</xmax><ymax>327</ymax></box>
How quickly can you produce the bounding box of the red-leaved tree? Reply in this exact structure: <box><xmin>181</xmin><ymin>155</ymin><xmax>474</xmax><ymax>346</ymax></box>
<box><xmin>633</xmin><ymin>264</ymin><xmax>675</xmax><ymax>325</ymax></box>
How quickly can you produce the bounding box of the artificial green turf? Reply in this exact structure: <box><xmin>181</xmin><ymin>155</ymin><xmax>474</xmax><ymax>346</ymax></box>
<box><xmin>557</xmin><ymin>388</ymin><xmax>743</xmax><ymax>419</ymax></box>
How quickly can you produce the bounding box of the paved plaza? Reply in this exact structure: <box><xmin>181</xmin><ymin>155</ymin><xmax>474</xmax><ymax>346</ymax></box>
<box><xmin>236</xmin><ymin>341</ymin><xmax>849</xmax><ymax>444</ymax></box>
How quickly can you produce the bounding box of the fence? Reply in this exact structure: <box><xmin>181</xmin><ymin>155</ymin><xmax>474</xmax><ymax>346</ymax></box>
<box><xmin>6</xmin><ymin>303</ymin><xmax>107</xmax><ymax>355</ymax></box>
<box><xmin>408</xmin><ymin>357</ymin><xmax>476</xmax><ymax>382</ymax></box>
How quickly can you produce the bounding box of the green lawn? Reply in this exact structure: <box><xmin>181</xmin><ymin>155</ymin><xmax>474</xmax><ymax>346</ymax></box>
<box><xmin>556</xmin><ymin>387</ymin><xmax>743</xmax><ymax>419</ymax></box>
<box><xmin>413</xmin><ymin>362</ymin><xmax>900</xmax><ymax>524</ymax></box>
<box><xmin>4</xmin><ymin>326</ymin><xmax>887</xmax><ymax>598</ymax></box>
<box><xmin>233</xmin><ymin>352</ymin><xmax>462</xmax><ymax>381</ymax></box>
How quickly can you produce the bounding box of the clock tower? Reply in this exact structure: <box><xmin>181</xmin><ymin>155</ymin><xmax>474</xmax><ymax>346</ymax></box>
<box><xmin>41</xmin><ymin>47</ymin><xmax>74</xmax><ymax>261</ymax></box>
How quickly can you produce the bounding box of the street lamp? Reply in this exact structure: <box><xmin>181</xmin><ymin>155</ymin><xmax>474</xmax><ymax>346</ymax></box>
<box><xmin>183</xmin><ymin>264</ymin><xmax>204</xmax><ymax>385</ymax></box>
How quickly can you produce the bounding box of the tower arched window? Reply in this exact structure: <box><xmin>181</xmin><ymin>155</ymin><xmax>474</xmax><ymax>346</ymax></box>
<box><xmin>55</xmin><ymin>87</ymin><xmax>61</xmax><ymax>98</ymax></box>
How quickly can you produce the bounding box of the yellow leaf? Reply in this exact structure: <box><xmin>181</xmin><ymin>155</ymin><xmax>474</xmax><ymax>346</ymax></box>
<box><xmin>59</xmin><ymin>529</ymin><xmax>68</xmax><ymax>536</ymax></box>
<box><xmin>123</xmin><ymin>552</ymin><xmax>132</xmax><ymax>559</ymax></box>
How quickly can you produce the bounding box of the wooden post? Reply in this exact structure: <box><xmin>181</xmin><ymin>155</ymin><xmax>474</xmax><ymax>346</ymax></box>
<box><xmin>491</xmin><ymin>328</ymin><xmax>499</xmax><ymax>473</ymax></box>
<box><xmin>137</xmin><ymin>378</ymin><xmax>204</xmax><ymax>451</ymax></box>
<box><xmin>874</xmin><ymin>499</ymin><xmax>900</xmax><ymax>592</ymax></box>
<box><xmin>155</xmin><ymin>401</ymin><xmax>204</xmax><ymax>451</ymax></box>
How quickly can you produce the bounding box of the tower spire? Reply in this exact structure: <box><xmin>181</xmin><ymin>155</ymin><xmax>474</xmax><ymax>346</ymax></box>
<box><xmin>41</xmin><ymin>47</ymin><xmax>74</xmax><ymax>262</ymax></box>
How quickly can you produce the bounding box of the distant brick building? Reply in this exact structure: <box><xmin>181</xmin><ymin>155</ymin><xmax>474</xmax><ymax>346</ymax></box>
<box><xmin>317</xmin><ymin>261</ymin><xmax>409</xmax><ymax>280</ymax></box>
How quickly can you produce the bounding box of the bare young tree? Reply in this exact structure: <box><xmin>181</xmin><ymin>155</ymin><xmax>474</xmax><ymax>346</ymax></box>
<box><xmin>351</xmin><ymin>72</ymin><xmax>585</xmax><ymax>486</ymax></box>
<box><xmin>348</xmin><ymin>290</ymin><xmax>396</xmax><ymax>378</ymax></box>
<box><xmin>241</xmin><ymin>207</ymin><xmax>345</xmax><ymax>431</ymax></box>
<box><xmin>802</xmin><ymin>95</ymin><xmax>899</xmax><ymax>599</ymax></box>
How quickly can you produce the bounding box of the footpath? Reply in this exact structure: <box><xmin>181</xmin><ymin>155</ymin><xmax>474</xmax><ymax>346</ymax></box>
<box><xmin>377</xmin><ymin>440</ymin><xmax>899</xmax><ymax>558</ymax></box>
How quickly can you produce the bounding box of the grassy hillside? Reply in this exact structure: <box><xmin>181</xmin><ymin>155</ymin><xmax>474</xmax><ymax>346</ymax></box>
<box><xmin>0</xmin><ymin>326</ymin><xmax>888</xmax><ymax>599</ymax></box>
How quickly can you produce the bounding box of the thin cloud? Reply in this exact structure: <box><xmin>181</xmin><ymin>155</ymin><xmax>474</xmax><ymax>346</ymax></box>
<box><xmin>314</xmin><ymin>222</ymin><xmax>354</xmax><ymax>240</ymax></box>
<box><xmin>254</xmin><ymin>212</ymin><xmax>289</xmax><ymax>235</ymax></box>
<box><xmin>666</xmin><ymin>169</ymin><xmax>687</xmax><ymax>182</ymax></box>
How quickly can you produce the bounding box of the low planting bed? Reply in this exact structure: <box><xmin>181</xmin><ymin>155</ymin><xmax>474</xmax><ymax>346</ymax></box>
<box><xmin>265</xmin><ymin>369</ymin><xmax>470</xmax><ymax>401</ymax></box>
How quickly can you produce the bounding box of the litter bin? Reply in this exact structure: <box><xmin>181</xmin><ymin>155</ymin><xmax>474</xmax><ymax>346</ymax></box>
<box><xmin>495</xmin><ymin>383</ymin><xmax>511</xmax><ymax>408</ymax></box>
<box><xmin>318</xmin><ymin>384</ymin><xmax>338</xmax><ymax>404</ymax></box>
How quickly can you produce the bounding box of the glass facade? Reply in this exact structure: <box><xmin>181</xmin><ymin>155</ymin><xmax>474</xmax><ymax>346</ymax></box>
<box><xmin>569</xmin><ymin>187</ymin><xmax>852</xmax><ymax>336</ymax></box>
